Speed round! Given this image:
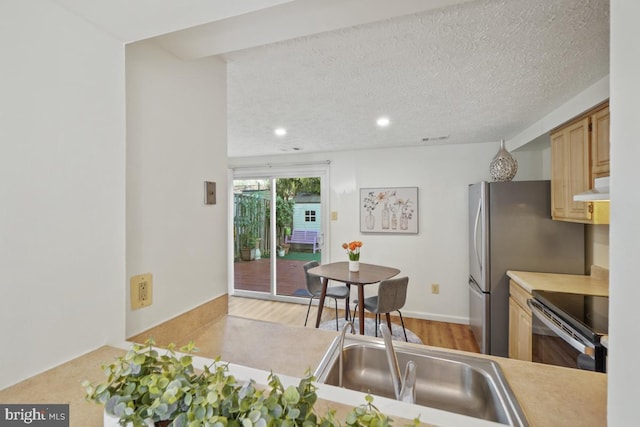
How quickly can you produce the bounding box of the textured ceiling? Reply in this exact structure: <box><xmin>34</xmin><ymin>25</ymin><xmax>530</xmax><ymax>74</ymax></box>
<box><xmin>224</xmin><ymin>0</ymin><xmax>609</xmax><ymax>157</ymax></box>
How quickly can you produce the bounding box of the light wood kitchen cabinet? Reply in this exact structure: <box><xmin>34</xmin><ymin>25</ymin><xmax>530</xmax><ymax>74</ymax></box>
<box><xmin>508</xmin><ymin>280</ymin><xmax>532</xmax><ymax>361</ymax></box>
<box><xmin>550</xmin><ymin>101</ymin><xmax>609</xmax><ymax>224</ymax></box>
<box><xmin>591</xmin><ymin>105</ymin><xmax>610</xmax><ymax>178</ymax></box>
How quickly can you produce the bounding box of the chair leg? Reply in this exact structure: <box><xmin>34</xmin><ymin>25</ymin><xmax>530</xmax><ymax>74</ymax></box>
<box><xmin>385</xmin><ymin>313</ymin><xmax>392</xmax><ymax>333</ymax></box>
<box><xmin>398</xmin><ymin>310</ymin><xmax>408</xmax><ymax>342</ymax></box>
<box><xmin>304</xmin><ymin>297</ymin><xmax>313</xmax><ymax>327</ymax></box>
<box><xmin>352</xmin><ymin>303</ymin><xmax>358</xmax><ymax>326</ymax></box>
<box><xmin>334</xmin><ymin>298</ymin><xmax>339</xmax><ymax>331</ymax></box>
<box><xmin>374</xmin><ymin>314</ymin><xmax>379</xmax><ymax>337</ymax></box>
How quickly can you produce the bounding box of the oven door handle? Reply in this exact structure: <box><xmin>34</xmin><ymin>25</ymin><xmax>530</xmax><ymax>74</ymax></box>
<box><xmin>528</xmin><ymin>299</ymin><xmax>594</xmax><ymax>355</ymax></box>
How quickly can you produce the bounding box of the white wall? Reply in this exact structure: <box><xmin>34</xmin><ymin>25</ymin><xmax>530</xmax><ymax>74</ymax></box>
<box><xmin>0</xmin><ymin>1</ymin><xmax>125</xmax><ymax>389</ymax></box>
<box><xmin>231</xmin><ymin>141</ymin><xmax>542</xmax><ymax>323</ymax></box>
<box><xmin>125</xmin><ymin>41</ymin><xmax>228</xmax><ymax>337</ymax></box>
<box><xmin>608</xmin><ymin>2</ymin><xmax>640</xmax><ymax>425</ymax></box>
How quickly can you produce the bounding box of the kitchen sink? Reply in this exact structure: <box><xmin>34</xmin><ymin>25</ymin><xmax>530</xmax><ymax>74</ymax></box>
<box><xmin>314</xmin><ymin>335</ymin><xmax>528</xmax><ymax>426</ymax></box>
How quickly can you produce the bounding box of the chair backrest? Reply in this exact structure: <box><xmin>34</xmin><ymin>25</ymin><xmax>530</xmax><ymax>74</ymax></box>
<box><xmin>375</xmin><ymin>276</ymin><xmax>409</xmax><ymax>314</ymax></box>
<box><xmin>303</xmin><ymin>261</ymin><xmax>323</xmax><ymax>296</ymax></box>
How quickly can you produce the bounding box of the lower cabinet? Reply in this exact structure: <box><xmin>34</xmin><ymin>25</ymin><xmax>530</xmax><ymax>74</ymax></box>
<box><xmin>508</xmin><ymin>281</ymin><xmax>532</xmax><ymax>362</ymax></box>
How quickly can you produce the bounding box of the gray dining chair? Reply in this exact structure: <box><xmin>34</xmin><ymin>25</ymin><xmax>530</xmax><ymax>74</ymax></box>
<box><xmin>302</xmin><ymin>261</ymin><xmax>350</xmax><ymax>330</ymax></box>
<box><xmin>353</xmin><ymin>276</ymin><xmax>409</xmax><ymax>341</ymax></box>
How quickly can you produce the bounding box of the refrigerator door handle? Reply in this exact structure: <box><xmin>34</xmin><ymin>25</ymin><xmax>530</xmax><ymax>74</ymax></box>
<box><xmin>469</xmin><ymin>278</ymin><xmax>483</xmax><ymax>296</ymax></box>
<box><xmin>473</xmin><ymin>197</ymin><xmax>482</xmax><ymax>274</ymax></box>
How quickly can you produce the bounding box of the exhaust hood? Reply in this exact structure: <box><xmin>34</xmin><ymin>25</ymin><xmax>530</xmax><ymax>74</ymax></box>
<box><xmin>573</xmin><ymin>177</ymin><xmax>610</xmax><ymax>201</ymax></box>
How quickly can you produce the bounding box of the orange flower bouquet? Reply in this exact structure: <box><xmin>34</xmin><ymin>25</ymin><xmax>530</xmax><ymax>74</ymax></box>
<box><xmin>342</xmin><ymin>241</ymin><xmax>362</xmax><ymax>261</ymax></box>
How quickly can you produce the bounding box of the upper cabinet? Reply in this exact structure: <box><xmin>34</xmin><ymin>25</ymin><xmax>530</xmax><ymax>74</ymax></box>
<box><xmin>550</xmin><ymin>101</ymin><xmax>610</xmax><ymax>224</ymax></box>
<box><xmin>591</xmin><ymin>105</ymin><xmax>610</xmax><ymax>178</ymax></box>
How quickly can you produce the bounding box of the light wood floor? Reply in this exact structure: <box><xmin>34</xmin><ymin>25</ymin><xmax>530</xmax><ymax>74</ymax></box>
<box><xmin>229</xmin><ymin>296</ymin><xmax>480</xmax><ymax>353</ymax></box>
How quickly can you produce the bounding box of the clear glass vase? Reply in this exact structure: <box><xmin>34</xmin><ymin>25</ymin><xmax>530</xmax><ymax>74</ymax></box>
<box><xmin>381</xmin><ymin>204</ymin><xmax>390</xmax><ymax>229</ymax></box>
<box><xmin>400</xmin><ymin>212</ymin><xmax>409</xmax><ymax>230</ymax></box>
<box><xmin>365</xmin><ymin>212</ymin><xmax>375</xmax><ymax>230</ymax></box>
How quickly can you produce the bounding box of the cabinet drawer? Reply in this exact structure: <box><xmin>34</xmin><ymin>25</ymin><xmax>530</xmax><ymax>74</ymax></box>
<box><xmin>509</xmin><ymin>280</ymin><xmax>531</xmax><ymax>313</ymax></box>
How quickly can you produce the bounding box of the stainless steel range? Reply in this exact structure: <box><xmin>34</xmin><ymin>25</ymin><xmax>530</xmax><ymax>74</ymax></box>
<box><xmin>528</xmin><ymin>290</ymin><xmax>608</xmax><ymax>372</ymax></box>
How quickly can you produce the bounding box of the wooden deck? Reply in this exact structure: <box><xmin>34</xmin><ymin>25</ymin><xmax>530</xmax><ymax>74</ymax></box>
<box><xmin>234</xmin><ymin>257</ymin><xmax>309</xmax><ymax>296</ymax></box>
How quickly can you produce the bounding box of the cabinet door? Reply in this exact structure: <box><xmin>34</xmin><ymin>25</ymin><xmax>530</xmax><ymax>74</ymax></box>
<box><xmin>566</xmin><ymin>117</ymin><xmax>592</xmax><ymax>220</ymax></box>
<box><xmin>508</xmin><ymin>298</ymin><xmax>520</xmax><ymax>359</ymax></box>
<box><xmin>519</xmin><ymin>308</ymin><xmax>532</xmax><ymax>362</ymax></box>
<box><xmin>592</xmin><ymin>105</ymin><xmax>610</xmax><ymax>178</ymax></box>
<box><xmin>551</xmin><ymin>130</ymin><xmax>569</xmax><ymax>219</ymax></box>
<box><xmin>509</xmin><ymin>295</ymin><xmax>533</xmax><ymax>362</ymax></box>
<box><xmin>551</xmin><ymin>117</ymin><xmax>592</xmax><ymax>221</ymax></box>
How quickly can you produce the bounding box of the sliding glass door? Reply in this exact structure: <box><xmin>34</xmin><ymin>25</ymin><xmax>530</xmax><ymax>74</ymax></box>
<box><xmin>232</xmin><ymin>165</ymin><xmax>328</xmax><ymax>300</ymax></box>
<box><xmin>233</xmin><ymin>178</ymin><xmax>271</xmax><ymax>294</ymax></box>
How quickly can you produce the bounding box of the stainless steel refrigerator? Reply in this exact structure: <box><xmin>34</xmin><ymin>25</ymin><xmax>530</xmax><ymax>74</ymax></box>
<box><xmin>468</xmin><ymin>180</ymin><xmax>585</xmax><ymax>357</ymax></box>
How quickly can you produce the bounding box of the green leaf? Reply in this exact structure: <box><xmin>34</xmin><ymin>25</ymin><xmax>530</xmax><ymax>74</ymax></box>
<box><xmin>171</xmin><ymin>413</ymin><xmax>187</xmax><ymax>427</ymax></box>
<box><xmin>195</xmin><ymin>406</ymin><xmax>206</xmax><ymax>420</ymax></box>
<box><xmin>346</xmin><ymin>412</ymin><xmax>357</xmax><ymax>425</ymax></box>
<box><xmin>207</xmin><ymin>391</ymin><xmax>218</xmax><ymax>404</ymax></box>
<box><xmin>282</xmin><ymin>386</ymin><xmax>300</xmax><ymax>405</ymax></box>
<box><xmin>113</xmin><ymin>402</ymin><xmax>126</xmax><ymax>417</ymax></box>
<box><xmin>270</xmin><ymin>404</ymin><xmax>283</xmax><ymax>418</ymax></box>
<box><xmin>155</xmin><ymin>403</ymin><xmax>169</xmax><ymax>417</ymax></box>
<box><xmin>180</xmin><ymin>355</ymin><xmax>193</xmax><ymax>367</ymax></box>
<box><xmin>158</xmin><ymin>377</ymin><xmax>170</xmax><ymax>389</ymax></box>
<box><xmin>248</xmin><ymin>410</ymin><xmax>261</xmax><ymax>423</ymax></box>
<box><xmin>287</xmin><ymin>408</ymin><xmax>300</xmax><ymax>420</ymax></box>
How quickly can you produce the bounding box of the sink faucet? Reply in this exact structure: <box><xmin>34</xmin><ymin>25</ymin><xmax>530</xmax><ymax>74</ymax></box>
<box><xmin>338</xmin><ymin>321</ymin><xmax>355</xmax><ymax>387</ymax></box>
<box><xmin>380</xmin><ymin>324</ymin><xmax>417</xmax><ymax>404</ymax></box>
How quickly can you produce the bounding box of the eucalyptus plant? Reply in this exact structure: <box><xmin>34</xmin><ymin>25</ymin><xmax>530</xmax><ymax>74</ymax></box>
<box><xmin>83</xmin><ymin>339</ymin><xmax>419</xmax><ymax>427</ymax></box>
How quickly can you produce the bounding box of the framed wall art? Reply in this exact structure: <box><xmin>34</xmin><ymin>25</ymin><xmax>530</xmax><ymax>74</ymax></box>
<box><xmin>360</xmin><ymin>187</ymin><xmax>418</xmax><ymax>234</ymax></box>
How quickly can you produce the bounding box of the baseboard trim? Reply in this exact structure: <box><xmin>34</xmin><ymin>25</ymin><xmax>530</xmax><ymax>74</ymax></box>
<box><xmin>230</xmin><ymin>293</ymin><xmax>469</xmax><ymax>325</ymax></box>
<box><xmin>399</xmin><ymin>309</ymin><xmax>469</xmax><ymax>325</ymax></box>
<box><xmin>128</xmin><ymin>294</ymin><xmax>228</xmax><ymax>345</ymax></box>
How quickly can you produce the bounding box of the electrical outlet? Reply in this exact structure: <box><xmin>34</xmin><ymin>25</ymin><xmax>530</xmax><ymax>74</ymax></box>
<box><xmin>131</xmin><ymin>273</ymin><xmax>153</xmax><ymax>309</ymax></box>
<box><xmin>331</xmin><ymin>211</ymin><xmax>338</xmax><ymax>221</ymax></box>
<box><xmin>431</xmin><ymin>283</ymin><xmax>440</xmax><ymax>294</ymax></box>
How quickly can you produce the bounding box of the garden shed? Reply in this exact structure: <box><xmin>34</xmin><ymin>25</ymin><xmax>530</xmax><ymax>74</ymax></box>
<box><xmin>291</xmin><ymin>193</ymin><xmax>321</xmax><ymax>233</ymax></box>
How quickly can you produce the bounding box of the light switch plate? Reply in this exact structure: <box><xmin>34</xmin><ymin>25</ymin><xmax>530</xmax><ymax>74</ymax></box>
<box><xmin>205</xmin><ymin>181</ymin><xmax>216</xmax><ymax>205</ymax></box>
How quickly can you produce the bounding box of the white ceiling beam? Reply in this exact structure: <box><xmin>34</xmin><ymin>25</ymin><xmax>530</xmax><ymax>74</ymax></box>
<box><xmin>51</xmin><ymin>0</ymin><xmax>297</xmax><ymax>43</ymax></box>
<box><xmin>151</xmin><ymin>0</ymin><xmax>474</xmax><ymax>59</ymax></box>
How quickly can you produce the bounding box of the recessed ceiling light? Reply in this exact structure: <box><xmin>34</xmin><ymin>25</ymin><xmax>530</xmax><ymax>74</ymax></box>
<box><xmin>376</xmin><ymin>117</ymin><xmax>390</xmax><ymax>127</ymax></box>
<box><xmin>274</xmin><ymin>127</ymin><xmax>287</xmax><ymax>136</ymax></box>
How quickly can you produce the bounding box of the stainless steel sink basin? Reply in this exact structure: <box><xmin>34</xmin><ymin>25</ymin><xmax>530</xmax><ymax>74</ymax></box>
<box><xmin>314</xmin><ymin>335</ymin><xmax>528</xmax><ymax>426</ymax></box>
